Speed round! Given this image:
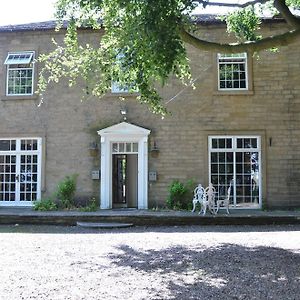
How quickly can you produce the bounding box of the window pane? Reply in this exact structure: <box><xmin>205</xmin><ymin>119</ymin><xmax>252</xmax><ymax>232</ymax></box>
<box><xmin>132</xmin><ymin>143</ymin><xmax>138</xmax><ymax>152</ymax></box>
<box><xmin>0</xmin><ymin>140</ymin><xmax>11</xmax><ymax>151</ymax></box>
<box><xmin>119</xmin><ymin>143</ymin><xmax>125</xmax><ymax>152</ymax></box>
<box><xmin>126</xmin><ymin>143</ymin><xmax>132</xmax><ymax>152</ymax></box>
<box><xmin>112</xmin><ymin>143</ymin><xmax>118</xmax><ymax>153</ymax></box>
<box><xmin>212</xmin><ymin>139</ymin><xmax>218</xmax><ymax>149</ymax></box>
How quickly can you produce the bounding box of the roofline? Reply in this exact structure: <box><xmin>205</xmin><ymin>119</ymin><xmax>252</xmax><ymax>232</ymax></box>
<box><xmin>0</xmin><ymin>15</ymin><xmax>288</xmax><ymax>33</ymax></box>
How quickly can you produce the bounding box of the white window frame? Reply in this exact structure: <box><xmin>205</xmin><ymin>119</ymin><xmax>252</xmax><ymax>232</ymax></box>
<box><xmin>217</xmin><ymin>53</ymin><xmax>248</xmax><ymax>91</ymax></box>
<box><xmin>111</xmin><ymin>81</ymin><xmax>129</xmax><ymax>94</ymax></box>
<box><xmin>208</xmin><ymin>135</ymin><xmax>261</xmax><ymax>209</ymax></box>
<box><xmin>4</xmin><ymin>51</ymin><xmax>35</xmax><ymax>96</ymax></box>
<box><xmin>0</xmin><ymin>137</ymin><xmax>42</xmax><ymax>207</ymax></box>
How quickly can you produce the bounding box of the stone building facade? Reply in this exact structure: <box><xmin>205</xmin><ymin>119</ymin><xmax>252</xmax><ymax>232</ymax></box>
<box><xmin>0</xmin><ymin>17</ymin><xmax>299</xmax><ymax>209</ymax></box>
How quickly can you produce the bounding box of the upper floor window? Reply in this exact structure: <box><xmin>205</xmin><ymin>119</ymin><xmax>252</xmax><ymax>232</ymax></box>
<box><xmin>218</xmin><ymin>53</ymin><xmax>248</xmax><ymax>91</ymax></box>
<box><xmin>4</xmin><ymin>51</ymin><xmax>35</xmax><ymax>96</ymax></box>
<box><xmin>111</xmin><ymin>81</ymin><xmax>129</xmax><ymax>94</ymax></box>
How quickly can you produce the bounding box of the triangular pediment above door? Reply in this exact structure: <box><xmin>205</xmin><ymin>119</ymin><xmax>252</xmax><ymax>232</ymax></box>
<box><xmin>97</xmin><ymin>122</ymin><xmax>150</xmax><ymax>136</ymax></box>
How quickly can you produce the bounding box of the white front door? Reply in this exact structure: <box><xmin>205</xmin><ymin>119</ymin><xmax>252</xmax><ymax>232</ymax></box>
<box><xmin>0</xmin><ymin>138</ymin><xmax>42</xmax><ymax>206</ymax></box>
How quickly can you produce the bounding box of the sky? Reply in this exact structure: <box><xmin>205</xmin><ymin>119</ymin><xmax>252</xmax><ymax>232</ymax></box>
<box><xmin>0</xmin><ymin>0</ymin><xmax>57</xmax><ymax>26</ymax></box>
<box><xmin>0</xmin><ymin>0</ymin><xmax>240</xmax><ymax>26</ymax></box>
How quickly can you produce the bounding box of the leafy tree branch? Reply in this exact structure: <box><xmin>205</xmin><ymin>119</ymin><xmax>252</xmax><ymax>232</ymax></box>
<box><xmin>38</xmin><ymin>0</ymin><xmax>300</xmax><ymax>114</ymax></box>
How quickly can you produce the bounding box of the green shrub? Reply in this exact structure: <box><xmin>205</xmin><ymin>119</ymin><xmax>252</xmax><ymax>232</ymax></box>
<box><xmin>166</xmin><ymin>179</ymin><xmax>195</xmax><ymax>210</ymax></box>
<box><xmin>79</xmin><ymin>197</ymin><xmax>98</xmax><ymax>212</ymax></box>
<box><xmin>56</xmin><ymin>174</ymin><xmax>78</xmax><ymax>209</ymax></box>
<box><xmin>33</xmin><ymin>198</ymin><xmax>58</xmax><ymax>211</ymax></box>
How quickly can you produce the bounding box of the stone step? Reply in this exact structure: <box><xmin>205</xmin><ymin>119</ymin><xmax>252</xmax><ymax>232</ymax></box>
<box><xmin>76</xmin><ymin>221</ymin><xmax>134</xmax><ymax>228</ymax></box>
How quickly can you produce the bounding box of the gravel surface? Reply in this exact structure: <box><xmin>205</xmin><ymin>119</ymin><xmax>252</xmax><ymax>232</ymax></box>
<box><xmin>0</xmin><ymin>225</ymin><xmax>299</xmax><ymax>300</ymax></box>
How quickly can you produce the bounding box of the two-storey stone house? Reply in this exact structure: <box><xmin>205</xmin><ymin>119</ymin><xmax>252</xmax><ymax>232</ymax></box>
<box><xmin>0</xmin><ymin>16</ymin><xmax>299</xmax><ymax>210</ymax></box>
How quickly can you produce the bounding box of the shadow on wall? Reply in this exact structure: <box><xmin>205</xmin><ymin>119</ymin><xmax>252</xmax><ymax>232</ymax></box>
<box><xmin>109</xmin><ymin>243</ymin><xmax>300</xmax><ymax>300</ymax></box>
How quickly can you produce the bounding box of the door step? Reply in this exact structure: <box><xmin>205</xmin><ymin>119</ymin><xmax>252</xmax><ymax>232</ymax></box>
<box><xmin>76</xmin><ymin>221</ymin><xmax>134</xmax><ymax>229</ymax></box>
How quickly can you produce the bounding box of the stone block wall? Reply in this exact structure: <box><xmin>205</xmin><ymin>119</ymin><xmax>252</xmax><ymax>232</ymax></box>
<box><xmin>0</xmin><ymin>21</ymin><xmax>299</xmax><ymax>208</ymax></box>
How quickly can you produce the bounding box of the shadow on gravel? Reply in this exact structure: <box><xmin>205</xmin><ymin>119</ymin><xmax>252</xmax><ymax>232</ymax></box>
<box><xmin>110</xmin><ymin>243</ymin><xmax>300</xmax><ymax>300</ymax></box>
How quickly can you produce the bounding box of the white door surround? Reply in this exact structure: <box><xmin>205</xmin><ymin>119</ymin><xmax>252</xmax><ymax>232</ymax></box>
<box><xmin>97</xmin><ymin>122</ymin><xmax>150</xmax><ymax>209</ymax></box>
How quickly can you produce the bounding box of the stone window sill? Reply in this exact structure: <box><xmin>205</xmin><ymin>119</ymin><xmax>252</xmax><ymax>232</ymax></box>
<box><xmin>106</xmin><ymin>92</ymin><xmax>139</xmax><ymax>98</ymax></box>
<box><xmin>213</xmin><ymin>90</ymin><xmax>254</xmax><ymax>96</ymax></box>
<box><xmin>1</xmin><ymin>95</ymin><xmax>39</xmax><ymax>101</ymax></box>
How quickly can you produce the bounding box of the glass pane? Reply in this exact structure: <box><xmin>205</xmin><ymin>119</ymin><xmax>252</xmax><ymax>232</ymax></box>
<box><xmin>237</xmin><ymin>139</ymin><xmax>243</xmax><ymax>148</ymax></box>
<box><xmin>211</xmin><ymin>164</ymin><xmax>218</xmax><ymax>174</ymax></box>
<box><xmin>226</xmin><ymin>139</ymin><xmax>232</xmax><ymax>149</ymax></box>
<box><xmin>212</xmin><ymin>139</ymin><xmax>218</xmax><ymax>149</ymax></box>
<box><xmin>219</xmin><ymin>164</ymin><xmax>225</xmax><ymax>173</ymax></box>
<box><xmin>119</xmin><ymin>143</ymin><xmax>125</xmax><ymax>152</ymax></box>
<box><xmin>219</xmin><ymin>153</ymin><xmax>225</xmax><ymax>163</ymax></box>
<box><xmin>243</xmin><ymin>138</ymin><xmax>251</xmax><ymax>148</ymax></box>
<box><xmin>219</xmin><ymin>139</ymin><xmax>225</xmax><ymax>148</ymax></box>
<box><xmin>211</xmin><ymin>152</ymin><xmax>218</xmax><ymax>163</ymax></box>
<box><xmin>0</xmin><ymin>140</ymin><xmax>10</xmax><ymax>151</ymax></box>
<box><xmin>132</xmin><ymin>143</ymin><xmax>138</xmax><ymax>152</ymax></box>
<box><xmin>126</xmin><ymin>143</ymin><xmax>132</xmax><ymax>152</ymax></box>
<box><xmin>251</xmin><ymin>138</ymin><xmax>257</xmax><ymax>148</ymax></box>
<box><xmin>112</xmin><ymin>143</ymin><xmax>118</xmax><ymax>153</ymax></box>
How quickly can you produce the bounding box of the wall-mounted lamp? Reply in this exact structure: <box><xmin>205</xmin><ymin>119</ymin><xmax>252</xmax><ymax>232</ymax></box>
<box><xmin>120</xmin><ymin>108</ymin><xmax>127</xmax><ymax>121</ymax></box>
<box><xmin>89</xmin><ymin>142</ymin><xmax>99</xmax><ymax>157</ymax></box>
<box><xmin>150</xmin><ymin>141</ymin><xmax>159</xmax><ymax>157</ymax></box>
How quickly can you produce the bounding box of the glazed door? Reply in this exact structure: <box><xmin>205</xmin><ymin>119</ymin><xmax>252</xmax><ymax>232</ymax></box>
<box><xmin>112</xmin><ymin>154</ymin><xmax>127</xmax><ymax>206</ymax></box>
<box><xmin>0</xmin><ymin>138</ymin><xmax>41</xmax><ymax>206</ymax></box>
<box><xmin>209</xmin><ymin>136</ymin><xmax>261</xmax><ymax>208</ymax></box>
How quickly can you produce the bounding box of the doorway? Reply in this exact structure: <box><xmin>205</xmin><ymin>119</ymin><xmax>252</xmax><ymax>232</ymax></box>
<box><xmin>0</xmin><ymin>138</ymin><xmax>42</xmax><ymax>206</ymax></box>
<box><xmin>98</xmin><ymin>122</ymin><xmax>150</xmax><ymax>210</ymax></box>
<box><xmin>209</xmin><ymin>136</ymin><xmax>261</xmax><ymax>208</ymax></box>
<box><xmin>112</xmin><ymin>154</ymin><xmax>138</xmax><ymax>208</ymax></box>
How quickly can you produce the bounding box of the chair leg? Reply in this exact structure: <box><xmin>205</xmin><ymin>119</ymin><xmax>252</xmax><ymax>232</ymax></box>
<box><xmin>216</xmin><ymin>201</ymin><xmax>220</xmax><ymax>214</ymax></box>
<box><xmin>202</xmin><ymin>203</ymin><xmax>207</xmax><ymax>215</ymax></box>
<box><xmin>226</xmin><ymin>202</ymin><xmax>230</xmax><ymax>214</ymax></box>
<box><xmin>192</xmin><ymin>200</ymin><xmax>197</xmax><ymax>212</ymax></box>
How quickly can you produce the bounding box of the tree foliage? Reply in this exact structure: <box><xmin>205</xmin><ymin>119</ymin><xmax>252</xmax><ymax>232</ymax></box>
<box><xmin>38</xmin><ymin>0</ymin><xmax>300</xmax><ymax>114</ymax></box>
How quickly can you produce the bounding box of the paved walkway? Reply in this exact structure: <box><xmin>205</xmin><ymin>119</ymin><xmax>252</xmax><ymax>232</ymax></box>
<box><xmin>0</xmin><ymin>207</ymin><xmax>299</xmax><ymax>226</ymax></box>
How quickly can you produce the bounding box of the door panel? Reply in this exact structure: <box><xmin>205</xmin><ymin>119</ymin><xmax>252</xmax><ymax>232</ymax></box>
<box><xmin>112</xmin><ymin>153</ymin><xmax>138</xmax><ymax>208</ymax></box>
<box><xmin>0</xmin><ymin>155</ymin><xmax>17</xmax><ymax>202</ymax></box>
<box><xmin>209</xmin><ymin>136</ymin><xmax>261</xmax><ymax>208</ymax></box>
<box><xmin>126</xmin><ymin>154</ymin><xmax>138</xmax><ymax>208</ymax></box>
<box><xmin>112</xmin><ymin>154</ymin><xmax>127</xmax><ymax>205</ymax></box>
<box><xmin>0</xmin><ymin>138</ymin><xmax>41</xmax><ymax>206</ymax></box>
<box><xmin>20</xmin><ymin>154</ymin><xmax>38</xmax><ymax>202</ymax></box>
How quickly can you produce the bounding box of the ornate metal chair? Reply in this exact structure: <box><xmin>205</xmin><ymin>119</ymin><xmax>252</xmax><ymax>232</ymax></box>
<box><xmin>191</xmin><ymin>184</ymin><xmax>207</xmax><ymax>215</ymax></box>
<box><xmin>216</xmin><ymin>179</ymin><xmax>233</xmax><ymax>214</ymax></box>
<box><xmin>205</xmin><ymin>183</ymin><xmax>217</xmax><ymax>215</ymax></box>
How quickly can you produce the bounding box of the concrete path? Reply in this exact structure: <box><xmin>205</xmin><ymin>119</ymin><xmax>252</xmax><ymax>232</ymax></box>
<box><xmin>0</xmin><ymin>207</ymin><xmax>299</xmax><ymax>226</ymax></box>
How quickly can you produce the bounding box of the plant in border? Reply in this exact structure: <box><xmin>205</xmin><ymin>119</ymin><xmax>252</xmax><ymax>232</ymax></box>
<box><xmin>33</xmin><ymin>198</ymin><xmax>58</xmax><ymax>211</ymax></box>
<box><xmin>56</xmin><ymin>174</ymin><xmax>78</xmax><ymax>209</ymax></box>
<box><xmin>79</xmin><ymin>197</ymin><xmax>98</xmax><ymax>212</ymax></box>
<box><xmin>166</xmin><ymin>179</ymin><xmax>195</xmax><ymax>210</ymax></box>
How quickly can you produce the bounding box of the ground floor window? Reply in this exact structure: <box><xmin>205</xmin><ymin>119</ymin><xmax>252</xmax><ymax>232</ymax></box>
<box><xmin>0</xmin><ymin>138</ymin><xmax>41</xmax><ymax>206</ymax></box>
<box><xmin>209</xmin><ymin>136</ymin><xmax>261</xmax><ymax>208</ymax></box>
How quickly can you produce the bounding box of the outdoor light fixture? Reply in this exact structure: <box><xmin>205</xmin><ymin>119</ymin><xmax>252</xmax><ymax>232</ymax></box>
<box><xmin>120</xmin><ymin>108</ymin><xmax>127</xmax><ymax>120</ymax></box>
<box><xmin>150</xmin><ymin>140</ymin><xmax>159</xmax><ymax>158</ymax></box>
<box><xmin>88</xmin><ymin>142</ymin><xmax>99</xmax><ymax>157</ymax></box>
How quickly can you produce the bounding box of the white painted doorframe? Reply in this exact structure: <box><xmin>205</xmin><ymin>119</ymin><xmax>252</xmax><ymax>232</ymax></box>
<box><xmin>98</xmin><ymin>122</ymin><xmax>150</xmax><ymax>209</ymax></box>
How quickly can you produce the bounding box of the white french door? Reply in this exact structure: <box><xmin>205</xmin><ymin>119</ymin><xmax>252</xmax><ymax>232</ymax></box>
<box><xmin>0</xmin><ymin>138</ymin><xmax>42</xmax><ymax>206</ymax></box>
<box><xmin>209</xmin><ymin>136</ymin><xmax>261</xmax><ymax>208</ymax></box>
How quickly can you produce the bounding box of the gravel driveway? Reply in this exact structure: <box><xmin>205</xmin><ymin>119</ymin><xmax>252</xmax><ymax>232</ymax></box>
<box><xmin>0</xmin><ymin>225</ymin><xmax>299</xmax><ymax>300</ymax></box>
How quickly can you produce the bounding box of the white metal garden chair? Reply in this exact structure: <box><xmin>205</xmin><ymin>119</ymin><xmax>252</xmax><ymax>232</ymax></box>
<box><xmin>191</xmin><ymin>184</ymin><xmax>208</xmax><ymax>215</ymax></box>
<box><xmin>216</xmin><ymin>179</ymin><xmax>233</xmax><ymax>214</ymax></box>
<box><xmin>205</xmin><ymin>183</ymin><xmax>217</xmax><ymax>215</ymax></box>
